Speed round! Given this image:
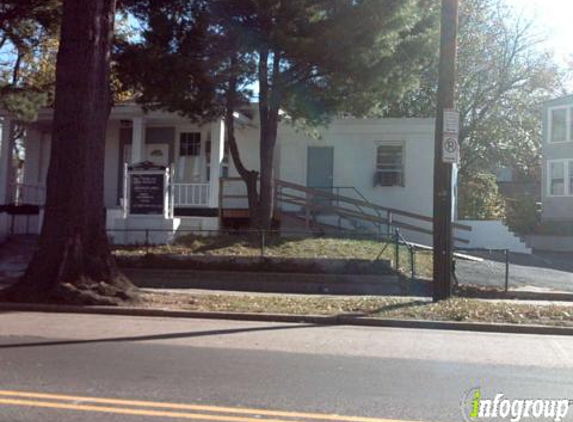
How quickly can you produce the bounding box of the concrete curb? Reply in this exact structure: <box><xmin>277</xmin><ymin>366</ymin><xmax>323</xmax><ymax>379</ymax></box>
<box><xmin>1</xmin><ymin>302</ymin><xmax>573</xmax><ymax>336</ymax></box>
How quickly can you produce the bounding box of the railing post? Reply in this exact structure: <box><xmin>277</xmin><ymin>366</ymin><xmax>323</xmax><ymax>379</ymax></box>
<box><xmin>145</xmin><ymin>229</ymin><xmax>150</xmax><ymax>255</ymax></box>
<box><xmin>260</xmin><ymin>230</ymin><xmax>265</xmax><ymax>258</ymax></box>
<box><xmin>305</xmin><ymin>192</ymin><xmax>312</xmax><ymax>230</ymax></box>
<box><xmin>504</xmin><ymin>249</ymin><xmax>510</xmax><ymax>292</ymax></box>
<box><xmin>218</xmin><ymin>178</ymin><xmax>224</xmax><ymax>229</ymax></box>
<box><xmin>410</xmin><ymin>246</ymin><xmax>416</xmax><ymax>280</ymax></box>
<box><xmin>394</xmin><ymin>229</ymin><xmax>400</xmax><ymax>272</ymax></box>
<box><xmin>387</xmin><ymin>211</ymin><xmax>393</xmax><ymax>237</ymax></box>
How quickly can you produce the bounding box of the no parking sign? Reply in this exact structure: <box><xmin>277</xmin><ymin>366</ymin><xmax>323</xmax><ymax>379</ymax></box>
<box><xmin>442</xmin><ymin>109</ymin><xmax>460</xmax><ymax>164</ymax></box>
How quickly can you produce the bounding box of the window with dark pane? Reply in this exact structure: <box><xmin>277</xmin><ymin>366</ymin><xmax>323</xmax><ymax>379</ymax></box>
<box><xmin>374</xmin><ymin>145</ymin><xmax>404</xmax><ymax>187</ymax></box>
<box><xmin>550</xmin><ymin>108</ymin><xmax>568</xmax><ymax>142</ymax></box>
<box><xmin>180</xmin><ymin>132</ymin><xmax>201</xmax><ymax>156</ymax></box>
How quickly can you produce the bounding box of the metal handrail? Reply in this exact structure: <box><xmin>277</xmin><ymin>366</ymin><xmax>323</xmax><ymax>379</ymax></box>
<box><xmin>309</xmin><ymin>186</ymin><xmax>383</xmax><ymax>219</ymax></box>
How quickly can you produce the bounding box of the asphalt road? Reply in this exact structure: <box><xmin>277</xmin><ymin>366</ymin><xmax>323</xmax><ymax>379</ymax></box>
<box><xmin>1</xmin><ymin>313</ymin><xmax>573</xmax><ymax>422</ymax></box>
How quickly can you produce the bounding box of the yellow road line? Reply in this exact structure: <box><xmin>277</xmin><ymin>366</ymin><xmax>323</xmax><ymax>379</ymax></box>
<box><xmin>0</xmin><ymin>398</ymin><xmax>292</xmax><ymax>422</ymax></box>
<box><xmin>0</xmin><ymin>390</ymin><xmax>422</xmax><ymax>422</ymax></box>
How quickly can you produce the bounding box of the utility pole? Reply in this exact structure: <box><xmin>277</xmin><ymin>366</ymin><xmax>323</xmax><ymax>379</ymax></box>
<box><xmin>433</xmin><ymin>0</ymin><xmax>459</xmax><ymax>302</ymax></box>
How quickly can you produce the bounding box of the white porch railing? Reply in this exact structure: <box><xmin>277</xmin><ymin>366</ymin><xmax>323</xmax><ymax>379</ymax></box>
<box><xmin>10</xmin><ymin>183</ymin><xmax>46</xmax><ymax>206</ymax></box>
<box><xmin>172</xmin><ymin>183</ymin><xmax>210</xmax><ymax>207</ymax></box>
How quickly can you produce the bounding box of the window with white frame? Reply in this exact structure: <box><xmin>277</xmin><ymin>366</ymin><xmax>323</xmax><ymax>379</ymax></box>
<box><xmin>374</xmin><ymin>144</ymin><xmax>404</xmax><ymax>187</ymax></box>
<box><xmin>179</xmin><ymin>132</ymin><xmax>201</xmax><ymax>156</ymax></box>
<box><xmin>547</xmin><ymin>160</ymin><xmax>572</xmax><ymax>196</ymax></box>
<box><xmin>549</xmin><ymin>106</ymin><xmax>573</xmax><ymax>143</ymax></box>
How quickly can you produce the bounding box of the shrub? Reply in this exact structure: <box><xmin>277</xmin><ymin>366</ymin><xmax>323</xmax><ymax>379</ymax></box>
<box><xmin>504</xmin><ymin>194</ymin><xmax>538</xmax><ymax>235</ymax></box>
<box><xmin>458</xmin><ymin>173</ymin><xmax>505</xmax><ymax>220</ymax></box>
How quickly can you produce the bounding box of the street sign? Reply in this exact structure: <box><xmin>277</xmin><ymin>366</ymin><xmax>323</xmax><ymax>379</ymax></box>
<box><xmin>442</xmin><ymin>109</ymin><xmax>460</xmax><ymax>164</ymax></box>
<box><xmin>443</xmin><ymin>109</ymin><xmax>459</xmax><ymax>135</ymax></box>
<box><xmin>442</xmin><ymin>136</ymin><xmax>460</xmax><ymax>164</ymax></box>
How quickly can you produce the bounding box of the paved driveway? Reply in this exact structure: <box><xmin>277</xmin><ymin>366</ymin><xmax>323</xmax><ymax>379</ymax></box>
<box><xmin>455</xmin><ymin>250</ymin><xmax>573</xmax><ymax>292</ymax></box>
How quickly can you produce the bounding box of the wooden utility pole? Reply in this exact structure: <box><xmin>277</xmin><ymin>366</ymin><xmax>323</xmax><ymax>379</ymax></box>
<box><xmin>433</xmin><ymin>0</ymin><xmax>459</xmax><ymax>302</ymax></box>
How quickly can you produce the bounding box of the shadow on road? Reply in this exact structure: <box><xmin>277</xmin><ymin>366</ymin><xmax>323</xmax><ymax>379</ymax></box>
<box><xmin>0</xmin><ymin>323</ymin><xmax>322</xmax><ymax>350</ymax></box>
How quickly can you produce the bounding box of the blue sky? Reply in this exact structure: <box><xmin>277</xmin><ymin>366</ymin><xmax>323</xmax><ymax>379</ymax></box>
<box><xmin>505</xmin><ymin>0</ymin><xmax>572</xmax><ymax>67</ymax></box>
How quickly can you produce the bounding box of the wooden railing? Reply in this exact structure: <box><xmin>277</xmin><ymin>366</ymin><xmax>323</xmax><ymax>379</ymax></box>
<box><xmin>172</xmin><ymin>183</ymin><xmax>210</xmax><ymax>207</ymax></box>
<box><xmin>219</xmin><ymin>177</ymin><xmax>471</xmax><ymax>243</ymax></box>
<box><xmin>275</xmin><ymin>180</ymin><xmax>471</xmax><ymax>243</ymax></box>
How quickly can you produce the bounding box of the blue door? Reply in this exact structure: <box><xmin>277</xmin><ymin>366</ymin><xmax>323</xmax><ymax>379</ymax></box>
<box><xmin>307</xmin><ymin>147</ymin><xmax>334</xmax><ymax>204</ymax></box>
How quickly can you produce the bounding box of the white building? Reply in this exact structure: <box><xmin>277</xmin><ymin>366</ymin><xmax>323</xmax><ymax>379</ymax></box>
<box><xmin>1</xmin><ymin>104</ymin><xmax>471</xmax><ymax>245</ymax></box>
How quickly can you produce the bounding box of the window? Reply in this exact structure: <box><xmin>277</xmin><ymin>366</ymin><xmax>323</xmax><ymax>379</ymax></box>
<box><xmin>374</xmin><ymin>144</ymin><xmax>404</xmax><ymax>187</ymax></box>
<box><xmin>549</xmin><ymin>161</ymin><xmax>565</xmax><ymax>196</ymax></box>
<box><xmin>549</xmin><ymin>106</ymin><xmax>573</xmax><ymax>143</ymax></box>
<box><xmin>179</xmin><ymin>132</ymin><xmax>201</xmax><ymax>156</ymax></box>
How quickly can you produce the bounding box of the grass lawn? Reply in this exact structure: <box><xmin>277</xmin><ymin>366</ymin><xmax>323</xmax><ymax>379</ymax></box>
<box><xmin>113</xmin><ymin>234</ymin><xmax>434</xmax><ymax>278</ymax></box>
<box><xmin>139</xmin><ymin>292</ymin><xmax>573</xmax><ymax>327</ymax></box>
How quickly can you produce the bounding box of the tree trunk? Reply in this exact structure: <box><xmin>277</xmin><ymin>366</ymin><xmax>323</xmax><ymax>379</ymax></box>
<box><xmin>224</xmin><ymin>60</ymin><xmax>259</xmax><ymax>219</ymax></box>
<box><xmin>252</xmin><ymin>48</ymin><xmax>280</xmax><ymax>230</ymax></box>
<box><xmin>2</xmin><ymin>0</ymin><xmax>138</xmax><ymax>305</ymax></box>
<box><xmin>254</xmin><ymin>112</ymin><xmax>278</xmax><ymax>229</ymax></box>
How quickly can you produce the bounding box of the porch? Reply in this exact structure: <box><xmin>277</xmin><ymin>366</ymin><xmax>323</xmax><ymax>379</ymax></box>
<box><xmin>8</xmin><ymin>181</ymin><xmax>211</xmax><ymax>209</ymax></box>
<box><xmin>123</xmin><ymin>116</ymin><xmax>227</xmax><ymax>210</ymax></box>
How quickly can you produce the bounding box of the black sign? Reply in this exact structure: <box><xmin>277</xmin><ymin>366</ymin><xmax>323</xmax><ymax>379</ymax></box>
<box><xmin>130</xmin><ymin>173</ymin><xmax>164</xmax><ymax>215</ymax></box>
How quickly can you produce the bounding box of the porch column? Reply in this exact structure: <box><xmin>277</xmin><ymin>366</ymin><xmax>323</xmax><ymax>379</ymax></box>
<box><xmin>209</xmin><ymin>118</ymin><xmax>225</xmax><ymax>208</ymax></box>
<box><xmin>0</xmin><ymin>117</ymin><xmax>14</xmax><ymax>205</ymax></box>
<box><xmin>0</xmin><ymin>117</ymin><xmax>13</xmax><ymax>241</ymax></box>
<box><xmin>131</xmin><ymin>116</ymin><xmax>145</xmax><ymax>164</ymax></box>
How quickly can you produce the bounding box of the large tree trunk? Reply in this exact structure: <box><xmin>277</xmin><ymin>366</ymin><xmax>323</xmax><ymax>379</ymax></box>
<box><xmin>2</xmin><ymin>0</ymin><xmax>138</xmax><ymax>305</ymax></box>
<box><xmin>224</xmin><ymin>61</ymin><xmax>259</xmax><ymax>218</ymax></box>
<box><xmin>252</xmin><ymin>48</ymin><xmax>280</xmax><ymax>230</ymax></box>
<box><xmin>254</xmin><ymin>113</ymin><xmax>278</xmax><ymax>229</ymax></box>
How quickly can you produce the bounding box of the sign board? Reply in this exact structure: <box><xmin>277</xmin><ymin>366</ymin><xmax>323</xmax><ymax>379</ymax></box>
<box><xmin>129</xmin><ymin>173</ymin><xmax>165</xmax><ymax>215</ymax></box>
<box><xmin>442</xmin><ymin>109</ymin><xmax>460</xmax><ymax>164</ymax></box>
<box><xmin>443</xmin><ymin>109</ymin><xmax>460</xmax><ymax>135</ymax></box>
<box><xmin>442</xmin><ymin>136</ymin><xmax>460</xmax><ymax>164</ymax></box>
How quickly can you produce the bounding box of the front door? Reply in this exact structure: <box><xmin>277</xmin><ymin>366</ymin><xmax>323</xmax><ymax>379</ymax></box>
<box><xmin>307</xmin><ymin>146</ymin><xmax>334</xmax><ymax>205</ymax></box>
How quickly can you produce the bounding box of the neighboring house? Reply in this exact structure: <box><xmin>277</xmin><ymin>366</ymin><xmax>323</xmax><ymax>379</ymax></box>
<box><xmin>0</xmin><ymin>104</ymin><xmax>443</xmax><ymax>244</ymax></box>
<box><xmin>542</xmin><ymin>94</ymin><xmax>573</xmax><ymax>223</ymax></box>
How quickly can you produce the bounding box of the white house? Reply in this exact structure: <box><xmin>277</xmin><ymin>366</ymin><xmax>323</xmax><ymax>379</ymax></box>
<box><xmin>1</xmin><ymin>103</ymin><xmax>452</xmax><ymax>245</ymax></box>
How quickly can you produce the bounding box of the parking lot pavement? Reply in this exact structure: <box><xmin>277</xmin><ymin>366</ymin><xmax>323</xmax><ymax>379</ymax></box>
<box><xmin>455</xmin><ymin>250</ymin><xmax>573</xmax><ymax>292</ymax></box>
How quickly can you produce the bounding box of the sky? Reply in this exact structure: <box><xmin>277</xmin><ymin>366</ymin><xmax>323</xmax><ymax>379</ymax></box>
<box><xmin>505</xmin><ymin>0</ymin><xmax>572</xmax><ymax>68</ymax></box>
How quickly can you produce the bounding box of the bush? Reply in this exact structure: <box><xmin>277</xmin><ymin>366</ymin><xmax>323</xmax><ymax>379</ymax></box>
<box><xmin>458</xmin><ymin>173</ymin><xmax>505</xmax><ymax>220</ymax></box>
<box><xmin>504</xmin><ymin>194</ymin><xmax>538</xmax><ymax>235</ymax></box>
